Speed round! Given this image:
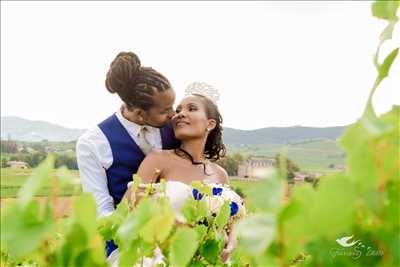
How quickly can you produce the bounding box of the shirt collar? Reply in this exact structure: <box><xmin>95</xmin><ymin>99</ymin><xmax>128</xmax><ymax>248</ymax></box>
<box><xmin>115</xmin><ymin>108</ymin><xmax>157</xmax><ymax>137</ymax></box>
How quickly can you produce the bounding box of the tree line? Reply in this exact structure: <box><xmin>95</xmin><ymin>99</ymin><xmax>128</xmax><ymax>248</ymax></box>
<box><xmin>1</xmin><ymin>140</ymin><xmax>78</xmax><ymax>169</ymax></box>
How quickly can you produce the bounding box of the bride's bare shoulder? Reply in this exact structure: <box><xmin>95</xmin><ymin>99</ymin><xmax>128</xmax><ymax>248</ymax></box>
<box><xmin>210</xmin><ymin>162</ymin><xmax>229</xmax><ymax>185</ymax></box>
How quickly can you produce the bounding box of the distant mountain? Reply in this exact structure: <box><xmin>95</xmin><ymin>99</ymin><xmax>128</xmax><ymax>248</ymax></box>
<box><xmin>1</xmin><ymin>116</ymin><xmax>346</xmax><ymax>144</ymax></box>
<box><xmin>222</xmin><ymin>126</ymin><xmax>346</xmax><ymax>145</ymax></box>
<box><xmin>1</xmin><ymin>116</ymin><xmax>86</xmax><ymax>142</ymax></box>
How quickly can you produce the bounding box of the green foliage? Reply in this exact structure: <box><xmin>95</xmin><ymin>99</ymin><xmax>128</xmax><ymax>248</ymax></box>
<box><xmin>1</xmin><ymin>157</ymin><xmax>7</xmax><ymax>168</ymax></box>
<box><xmin>1</xmin><ymin>141</ymin><xmax>19</xmax><ymax>154</ymax></box>
<box><xmin>228</xmin><ymin>139</ymin><xmax>345</xmax><ymax>173</ymax></box>
<box><xmin>1</xmin><ymin>2</ymin><xmax>398</xmax><ymax>266</ymax></box>
<box><xmin>217</xmin><ymin>153</ymin><xmax>245</xmax><ymax>176</ymax></box>
<box><xmin>1</xmin><ymin>200</ymin><xmax>53</xmax><ymax>259</ymax></box>
<box><xmin>215</xmin><ymin>202</ymin><xmax>231</xmax><ymax>229</ymax></box>
<box><xmin>1</xmin><ymin>140</ymin><xmax>78</xmax><ymax>169</ymax></box>
<box><xmin>231</xmin><ymin>185</ymin><xmax>246</xmax><ymax>198</ymax></box>
<box><xmin>372</xmin><ymin>0</ymin><xmax>399</xmax><ymax>21</ymax></box>
<box><xmin>236</xmin><ymin>214</ymin><xmax>276</xmax><ymax>256</ymax></box>
<box><xmin>169</xmin><ymin>227</ymin><xmax>199</xmax><ymax>267</ymax></box>
<box><xmin>275</xmin><ymin>153</ymin><xmax>300</xmax><ymax>181</ymax></box>
<box><xmin>17</xmin><ymin>156</ymin><xmax>55</xmax><ymax>205</ymax></box>
<box><xmin>1</xmin><ymin>157</ymin><xmax>106</xmax><ymax>267</ymax></box>
<box><xmin>246</xmin><ymin>169</ymin><xmax>285</xmax><ymax>213</ymax></box>
<box><xmin>1</xmin><ymin>167</ymin><xmax>82</xmax><ymax>198</ymax></box>
<box><xmin>199</xmin><ymin>239</ymin><xmax>221</xmax><ymax>264</ymax></box>
<box><xmin>231</xmin><ymin>2</ymin><xmax>400</xmax><ymax>266</ymax></box>
<box><xmin>54</xmin><ymin>194</ymin><xmax>106</xmax><ymax>267</ymax></box>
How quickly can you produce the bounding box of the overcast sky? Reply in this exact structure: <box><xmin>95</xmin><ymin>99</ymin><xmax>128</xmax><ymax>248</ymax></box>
<box><xmin>1</xmin><ymin>1</ymin><xmax>399</xmax><ymax>130</ymax></box>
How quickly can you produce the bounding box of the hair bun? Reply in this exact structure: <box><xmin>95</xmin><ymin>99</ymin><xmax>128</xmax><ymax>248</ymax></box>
<box><xmin>105</xmin><ymin>51</ymin><xmax>141</xmax><ymax>94</ymax></box>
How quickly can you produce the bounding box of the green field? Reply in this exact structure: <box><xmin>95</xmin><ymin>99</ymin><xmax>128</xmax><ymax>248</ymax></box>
<box><xmin>228</xmin><ymin>139</ymin><xmax>345</xmax><ymax>173</ymax></box>
<box><xmin>0</xmin><ymin>169</ymin><xmax>259</xmax><ymax>197</ymax></box>
<box><xmin>230</xmin><ymin>178</ymin><xmax>259</xmax><ymax>192</ymax></box>
<box><xmin>0</xmin><ymin>168</ymin><xmax>82</xmax><ymax>198</ymax></box>
<box><xmin>1</xmin><ymin>168</ymin><xmax>260</xmax><ymax>199</ymax></box>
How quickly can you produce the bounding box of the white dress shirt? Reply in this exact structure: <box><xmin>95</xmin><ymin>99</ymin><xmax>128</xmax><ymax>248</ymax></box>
<box><xmin>76</xmin><ymin>109</ymin><xmax>162</xmax><ymax>218</ymax></box>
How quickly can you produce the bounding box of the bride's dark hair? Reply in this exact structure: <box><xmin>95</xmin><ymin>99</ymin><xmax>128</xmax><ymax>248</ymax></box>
<box><xmin>194</xmin><ymin>94</ymin><xmax>226</xmax><ymax>162</ymax></box>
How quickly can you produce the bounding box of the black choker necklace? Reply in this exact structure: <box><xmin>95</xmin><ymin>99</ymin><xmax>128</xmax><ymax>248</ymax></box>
<box><xmin>174</xmin><ymin>147</ymin><xmax>210</xmax><ymax>175</ymax></box>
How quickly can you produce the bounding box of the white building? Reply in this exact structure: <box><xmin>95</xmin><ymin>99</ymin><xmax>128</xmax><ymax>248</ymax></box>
<box><xmin>238</xmin><ymin>157</ymin><xmax>276</xmax><ymax>179</ymax></box>
<box><xmin>6</xmin><ymin>161</ymin><xmax>29</xmax><ymax>169</ymax></box>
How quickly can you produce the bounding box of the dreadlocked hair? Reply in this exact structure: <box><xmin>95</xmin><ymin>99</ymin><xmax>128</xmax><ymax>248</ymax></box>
<box><xmin>105</xmin><ymin>51</ymin><xmax>172</xmax><ymax>110</ymax></box>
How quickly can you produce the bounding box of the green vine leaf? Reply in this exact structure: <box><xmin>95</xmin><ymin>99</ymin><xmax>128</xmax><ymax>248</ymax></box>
<box><xmin>372</xmin><ymin>0</ymin><xmax>399</xmax><ymax>21</ymax></box>
<box><xmin>169</xmin><ymin>227</ymin><xmax>199</xmax><ymax>267</ymax></box>
<box><xmin>378</xmin><ymin>47</ymin><xmax>399</xmax><ymax>79</ymax></box>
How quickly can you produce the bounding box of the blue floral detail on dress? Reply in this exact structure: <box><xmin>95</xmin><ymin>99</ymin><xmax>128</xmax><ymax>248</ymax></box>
<box><xmin>230</xmin><ymin>202</ymin><xmax>239</xmax><ymax>216</ymax></box>
<box><xmin>212</xmin><ymin>187</ymin><xmax>223</xmax><ymax>196</ymax></box>
<box><xmin>192</xmin><ymin>188</ymin><xmax>204</xmax><ymax>200</ymax></box>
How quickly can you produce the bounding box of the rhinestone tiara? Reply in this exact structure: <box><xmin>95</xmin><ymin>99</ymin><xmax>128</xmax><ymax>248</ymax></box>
<box><xmin>184</xmin><ymin>82</ymin><xmax>220</xmax><ymax>103</ymax></box>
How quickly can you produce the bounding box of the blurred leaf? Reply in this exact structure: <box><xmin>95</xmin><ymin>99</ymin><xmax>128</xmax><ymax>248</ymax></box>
<box><xmin>55</xmin><ymin>166</ymin><xmax>77</xmax><ymax>186</ymax></box>
<box><xmin>169</xmin><ymin>227</ymin><xmax>199</xmax><ymax>267</ymax></box>
<box><xmin>189</xmin><ymin>259</ymin><xmax>207</xmax><ymax>267</ymax></box>
<box><xmin>377</xmin><ymin>106</ymin><xmax>400</xmax><ymax>182</ymax></box>
<box><xmin>182</xmin><ymin>198</ymin><xmax>198</xmax><ymax>224</ymax></box>
<box><xmin>1</xmin><ymin>200</ymin><xmax>53</xmax><ymax>258</ymax></box>
<box><xmin>246</xmin><ymin>169</ymin><xmax>285</xmax><ymax>213</ymax></box>
<box><xmin>361</xmin><ymin>102</ymin><xmax>392</xmax><ymax>137</ymax></box>
<box><xmin>96</xmin><ymin>216</ymin><xmax>114</xmax><ymax>241</ymax></box>
<box><xmin>118</xmin><ymin>239</ymin><xmax>141</xmax><ymax>267</ymax></box>
<box><xmin>130</xmin><ymin>174</ymin><xmax>142</xmax><ymax>203</ymax></box>
<box><xmin>55</xmin><ymin>195</ymin><xmax>103</xmax><ymax>267</ymax></box>
<box><xmin>18</xmin><ymin>155</ymin><xmax>54</xmax><ymax>206</ymax></box>
<box><xmin>378</xmin><ymin>47</ymin><xmax>399</xmax><ymax>79</ymax></box>
<box><xmin>200</xmin><ymin>239</ymin><xmax>221</xmax><ymax>264</ymax></box>
<box><xmin>340</xmin><ymin>120</ymin><xmax>379</xmax><ymax>189</ymax></box>
<box><xmin>277</xmin><ymin>198</ymin><xmax>301</xmax><ymax>227</ymax></box>
<box><xmin>57</xmin><ymin>223</ymin><xmax>91</xmax><ymax>266</ymax></box>
<box><xmin>372</xmin><ymin>0</ymin><xmax>399</xmax><ymax>21</ymax></box>
<box><xmin>73</xmin><ymin>193</ymin><xmax>97</xmax><ymax>238</ymax></box>
<box><xmin>282</xmin><ymin>176</ymin><xmax>357</xmax><ymax>261</ymax></box>
<box><xmin>117</xmin><ymin>198</ymin><xmax>153</xmax><ymax>249</ymax></box>
<box><xmin>236</xmin><ymin>214</ymin><xmax>276</xmax><ymax>256</ymax></box>
<box><xmin>288</xmin><ymin>175</ymin><xmax>356</xmax><ymax>238</ymax></box>
<box><xmin>215</xmin><ymin>201</ymin><xmax>231</xmax><ymax>229</ymax></box>
<box><xmin>140</xmin><ymin>212</ymin><xmax>175</xmax><ymax>243</ymax></box>
<box><xmin>140</xmin><ymin>238</ymin><xmax>156</xmax><ymax>257</ymax></box>
<box><xmin>97</xmin><ymin>200</ymin><xmax>128</xmax><ymax>241</ymax></box>
<box><xmin>380</xmin><ymin>20</ymin><xmax>397</xmax><ymax>43</ymax></box>
<box><xmin>194</xmin><ymin>224</ymin><xmax>208</xmax><ymax>243</ymax></box>
<box><xmin>196</xmin><ymin>199</ymin><xmax>209</xmax><ymax>221</ymax></box>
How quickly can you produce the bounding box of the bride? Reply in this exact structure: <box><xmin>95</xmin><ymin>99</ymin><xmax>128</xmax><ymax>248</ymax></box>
<box><xmin>136</xmin><ymin>91</ymin><xmax>228</xmax><ymax>186</ymax></box>
<box><xmin>122</xmin><ymin>89</ymin><xmax>238</xmax><ymax>266</ymax></box>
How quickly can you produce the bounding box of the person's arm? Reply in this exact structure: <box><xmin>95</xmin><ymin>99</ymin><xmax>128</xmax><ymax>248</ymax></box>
<box><xmin>76</xmin><ymin>135</ymin><xmax>115</xmax><ymax>218</ymax></box>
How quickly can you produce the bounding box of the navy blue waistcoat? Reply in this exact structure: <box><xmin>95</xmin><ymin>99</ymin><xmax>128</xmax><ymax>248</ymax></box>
<box><xmin>98</xmin><ymin>114</ymin><xmax>179</xmax><ymax>257</ymax></box>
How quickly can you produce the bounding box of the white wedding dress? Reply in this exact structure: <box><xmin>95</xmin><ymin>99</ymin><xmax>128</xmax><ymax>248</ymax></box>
<box><xmin>109</xmin><ymin>181</ymin><xmax>243</xmax><ymax>267</ymax></box>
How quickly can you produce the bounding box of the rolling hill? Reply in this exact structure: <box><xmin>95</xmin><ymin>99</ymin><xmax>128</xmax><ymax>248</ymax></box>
<box><xmin>1</xmin><ymin>116</ymin><xmax>85</xmax><ymax>142</ymax></box>
<box><xmin>1</xmin><ymin>116</ymin><xmax>347</xmax><ymax>171</ymax></box>
<box><xmin>223</xmin><ymin>126</ymin><xmax>345</xmax><ymax>145</ymax></box>
<box><xmin>1</xmin><ymin>116</ymin><xmax>346</xmax><ymax>144</ymax></box>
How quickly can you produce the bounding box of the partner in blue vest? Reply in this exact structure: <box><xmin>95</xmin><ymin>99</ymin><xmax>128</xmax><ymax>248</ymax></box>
<box><xmin>76</xmin><ymin>51</ymin><xmax>179</xmax><ymax>260</ymax></box>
